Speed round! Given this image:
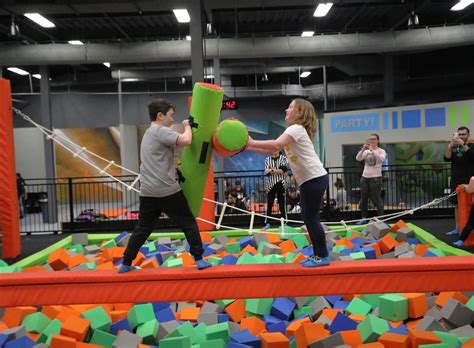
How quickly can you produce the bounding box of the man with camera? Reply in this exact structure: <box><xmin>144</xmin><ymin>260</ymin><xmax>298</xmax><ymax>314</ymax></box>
<box><xmin>444</xmin><ymin>126</ymin><xmax>474</xmax><ymax>235</ymax></box>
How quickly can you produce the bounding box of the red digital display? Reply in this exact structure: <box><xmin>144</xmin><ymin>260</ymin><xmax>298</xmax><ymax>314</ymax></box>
<box><xmin>222</xmin><ymin>100</ymin><xmax>238</xmax><ymax>110</ymax></box>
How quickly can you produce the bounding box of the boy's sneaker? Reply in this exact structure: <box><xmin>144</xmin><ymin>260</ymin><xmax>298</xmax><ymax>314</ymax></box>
<box><xmin>355</xmin><ymin>219</ymin><xmax>368</xmax><ymax>225</ymax></box>
<box><xmin>196</xmin><ymin>259</ymin><xmax>212</xmax><ymax>270</ymax></box>
<box><xmin>453</xmin><ymin>240</ymin><xmax>464</xmax><ymax>247</ymax></box>
<box><xmin>301</xmin><ymin>255</ymin><xmax>331</xmax><ymax>268</ymax></box>
<box><xmin>446</xmin><ymin>228</ymin><xmax>459</xmax><ymax>236</ymax></box>
<box><xmin>118</xmin><ymin>264</ymin><xmax>139</xmax><ymax>274</ymax></box>
<box><xmin>263</xmin><ymin>223</ymin><xmax>271</xmax><ymax>230</ymax></box>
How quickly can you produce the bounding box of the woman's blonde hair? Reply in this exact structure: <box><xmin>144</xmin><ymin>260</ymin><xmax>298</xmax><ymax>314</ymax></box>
<box><xmin>292</xmin><ymin>98</ymin><xmax>317</xmax><ymax>139</ymax></box>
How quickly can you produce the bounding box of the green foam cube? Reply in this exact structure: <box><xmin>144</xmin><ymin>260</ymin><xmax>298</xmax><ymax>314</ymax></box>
<box><xmin>38</xmin><ymin>319</ymin><xmax>62</xmax><ymax>344</ymax></box>
<box><xmin>360</xmin><ymin>294</ymin><xmax>382</xmax><ymax>308</ymax></box>
<box><xmin>215</xmin><ymin>299</ymin><xmax>234</xmax><ymax>309</ymax></box>
<box><xmin>81</xmin><ymin>306</ymin><xmax>112</xmax><ymax>332</ymax></box>
<box><xmin>246</xmin><ymin>298</ymin><xmax>273</xmax><ymax>315</ymax></box>
<box><xmin>128</xmin><ymin>303</ymin><xmax>155</xmax><ymax>329</ymax></box>
<box><xmin>357</xmin><ymin>314</ymin><xmax>390</xmax><ymax>343</ymax></box>
<box><xmin>291</xmin><ymin>234</ymin><xmax>309</xmax><ymax>248</ymax></box>
<box><xmin>378</xmin><ymin>294</ymin><xmax>408</xmax><ymax>321</ymax></box>
<box><xmin>346</xmin><ymin>297</ymin><xmax>372</xmax><ymax>316</ymax></box>
<box><xmin>102</xmin><ymin>239</ymin><xmax>117</xmax><ymax>249</ymax></box>
<box><xmin>195</xmin><ymin>339</ymin><xmax>226</xmax><ymax>348</ymax></box>
<box><xmin>350</xmin><ymin>252</ymin><xmax>366</xmax><ymax>260</ymax></box>
<box><xmin>433</xmin><ymin>331</ymin><xmax>461</xmax><ymax>346</ymax></box>
<box><xmin>69</xmin><ymin>244</ymin><xmax>85</xmax><ymax>254</ymax></box>
<box><xmin>137</xmin><ymin>319</ymin><xmax>159</xmax><ymax>345</ymax></box>
<box><xmin>22</xmin><ymin>312</ymin><xmax>51</xmax><ymax>333</ymax></box>
<box><xmin>163</xmin><ymin>257</ymin><xmax>183</xmax><ymax>268</ymax></box>
<box><xmin>205</xmin><ymin>322</ymin><xmax>230</xmax><ymax>343</ymax></box>
<box><xmin>226</xmin><ymin>242</ymin><xmax>241</xmax><ymax>254</ymax></box>
<box><xmin>90</xmin><ymin>329</ymin><xmax>117</xmax><ymax>348</ymax></box>
<box><xmin>208</xmin><ymin>256</ymin><xmax>222</xmax><ymax>266</ymax></box>
<box><xmin>159</xmin><ymin>336</ymin><xmax>191</xmax><ymax>348</ymax></box>
<box><xmin>263</xmin><ymin>254</ymin><xmax>284</xmax><ymax>264</ymax></box>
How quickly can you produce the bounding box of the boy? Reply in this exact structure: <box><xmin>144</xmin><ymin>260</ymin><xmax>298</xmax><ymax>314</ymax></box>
<box><xmin>119</xmin><ymin>99</ymin><xmax>212</xmax><ymax>273</ymax></box>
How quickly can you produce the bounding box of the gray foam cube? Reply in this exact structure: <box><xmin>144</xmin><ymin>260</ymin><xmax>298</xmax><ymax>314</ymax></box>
<box><xmin>160</xmin><ymin>251</ymin><xmax>175</xmax><ymax>263</ymax></box>
<box><xmin>315</xmin><ymin>314</ymin><xmax>332</xmax><ymax>328</ymax></box>
<box><xmin>440</xmin><ymin>298</ymin><xmax>474</xmax><ymax>327</ymax></box>
<box><xmin>321</xmin><ymin>223</ymin><xmax>330</xmax><ymax>232</ymax></box>
<box><xmin>176</xmin><ymin>302</ymin><xmax>196</xmax><ymax>312</ymax></box>
<box><xmin>339</xmin><ymin>255</ymin><xmax>353</xmax><ymax>261</ymax></box>
<box><xmin>156</xmin><ymin>320</ymin><xmax>180</xmax><ymax>340</ymax></box>
<box><xmin>253</xmin><ymin>233</ymin><xmax>269</xmax><ymax>246</ymax></box>
<box><xmin>229</xmin><ymin>321</ymin><xmax>241</xmax><ymax>333</ymax></box>
<box><xmin>116</xmin><ymin>233</ymin><xmax>130</xmax><ymax>247</ymax></box>
<box><xmin>425</xmin><ymin>306</ymin><xmax>443</xmax><ymax>321</ymax></box>
<box><xmin>449</xmin><ymin>324</ymin><xmax>474</xmax><ymax>337</ymax></box>
<box><xmin>70</xmin><ymin>264</ymin><xmax>90</xmax><ymax>271</ymax></box>
<box><xmin>394</xmin><ymin>243</ymin><xmax>412</xmax><ymax>257</ymax></box>
<box><xmin>208</xmin><ymin>243</ymin><xmax>225</xmax><ymax>254</ymax></box>
<box><xmin>214</xmin><ymin>235</ymin><xmax>229</xmax><ymax>245</ymax></box>
<box><xmin>426</xmin><ymin>296</ymin><xmax>437</xmax><ymax>309</ymax></box>
<box><xmin>416</xmin><ymin>315</ymin><xmax>448</xmax><ymax>332</ymax></box>
<box><xmin>262</xmin><ymin>243</ymin><xmax>281</xmax><ymax>255</ymax></box>
<box><xmin>381</xmin><ymin>251</ymin><xmax>395</xmax><ymax>259</ymax></box>
<box><xmin>310</xmin><ymin>297</ymin><xmax>331</xmax><ymax>317</ymax></box>
<box><xmin>201</xmin><ymin>301</ymin><xmax>222</xmax><ymax>313</ymax></box>
<box><xmin>363</xmin><ymin>222</ymin><xmax>390</xmax><ymax>239</ymax></box>
<box><xmin>329</xmin><ymin>252</ymin><xmax>341</xmax><ymax>261</ymax></box>
<box><xmin>300</xmin><ymin>225</ymin><xmax>308</xmax><ymax>234</ymax></box>
<box><xmin>397</xmin><ymin>251</ymin><xmax>417</xmax><ymax>259</ymax></box>
<box><xmin>84</xmin><ymin>245</ymin><xmax>100</xmax><ymax>254</ymax></box>
<box><xmin>395</xmin><ymin>227</ymin><xmax>414</xmax><ymax>241</ymax></box>
<box><xmin>33</xmin><ymin>344</ymin><xmax>49</xmax><ymax>348</ymax></box>
<box><xmin>67</xmin><ymin>249</ymin><xmax>77</xmax><ymax>257</ymax></box>
<box><xmin>291</xmin><ymin>297</ymin><xmax>309</xmax><ymax>309</ymax></box>
<box><xmin>113</xmin><ymin>330</ymin><xmax>142</xmax><ymax>347</ymax></box>
<box><xmin>325</xmin><ymin>231</ymin><xmax>338</xmax><ymax>240</ymax></box>
<box><xmin>198</xmin><ymin>312</ymin><xmax>219</xmax><ymax>325</ymax></box>
<box><xmin>309</xmin><ymin>333</ymin><xmax>344</xmax><ymax>347</ymax></box>
<box><xmin>155</xmin><ymin>237</ymin><xmax>172</xmax><ymax>246</ymax></box>
<box><xmin>71</xmin><ymin>233</ymin><xmax>88</xmax><ymax>246</ymax></box>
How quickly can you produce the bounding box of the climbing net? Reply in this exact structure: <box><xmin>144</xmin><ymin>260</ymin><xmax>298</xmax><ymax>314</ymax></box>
<box><xmin>14</xmin><ymin>107</ymin><xmax>456</xmax><ymax>236</ymax></box>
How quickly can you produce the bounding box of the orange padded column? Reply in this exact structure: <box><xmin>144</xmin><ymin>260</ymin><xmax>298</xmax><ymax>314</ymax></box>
<box><xmin>456</xmin><ymin>184</ymin><xmax>474</xmax><ymax>247</ymax></box>
<box><xmin>0</xmin><ymin>78</ymin><xmax>21</xmax><ymax>258</ymax></box>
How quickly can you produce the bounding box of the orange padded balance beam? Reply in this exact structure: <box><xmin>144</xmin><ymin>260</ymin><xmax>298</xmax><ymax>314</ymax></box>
<box><xmin>1</xmin><ymin>256</ymin><xmax>473</xmax><ymax>307</ymax></box>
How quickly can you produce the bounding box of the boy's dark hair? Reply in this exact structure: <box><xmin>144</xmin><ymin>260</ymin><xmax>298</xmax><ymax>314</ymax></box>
<box><xmin>148</xmin><ymin>98</ymin><xmax>175</xmax><ymax>122</ymax></box>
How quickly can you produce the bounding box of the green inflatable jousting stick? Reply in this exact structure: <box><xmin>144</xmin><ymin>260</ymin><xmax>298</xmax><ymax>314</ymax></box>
<box><xmin>180</xmin><ymin>82</ymin><xmax>223</xmax><ymax>217</ymax></box>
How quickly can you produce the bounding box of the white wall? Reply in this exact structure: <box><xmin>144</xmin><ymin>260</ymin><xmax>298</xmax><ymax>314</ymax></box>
<box><xmin>324</xmin><ymin>98</ymin><xmax>474</xmax><ymax>167</ymax></box>
<box><xmin>14</xmin><ymin>128</ymin><xmax>46</xmax><ymax>179</ymax></box>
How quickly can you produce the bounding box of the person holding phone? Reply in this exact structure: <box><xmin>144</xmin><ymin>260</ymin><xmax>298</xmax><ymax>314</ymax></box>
<box><xmin>355</xmin><ymin>134</ymin><xmax>386</xmax><ymax>224</ymax></box>
<box><xmin>444</xmin><ymin>126</ymin><xmax>474</xmax><ymax>236</ymax></box>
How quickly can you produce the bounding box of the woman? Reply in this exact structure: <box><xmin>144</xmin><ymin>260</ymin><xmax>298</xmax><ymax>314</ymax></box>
<box><xmin>246</xmin><ymin>99</ymin><xmax>330</xmax><ymax>267</ymax></box>
<box><xmin>355</xmin><ymin>134</ymin><xmax>386</xmax><ymax>225</ymax></box>
<box><xmin>334</xmin><ymin>178</ymin><xmax>347</xmax><ymax>211</ymax></box>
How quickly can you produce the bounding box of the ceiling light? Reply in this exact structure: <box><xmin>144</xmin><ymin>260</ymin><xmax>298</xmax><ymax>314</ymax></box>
<box><xmin>179</xmin><ymin>77</ymin><xmax>186</xmax><ymax>85</ymax></box>
<box><xmin>261</xmin><ymin>73</ymin><xmax>269</xmax><ymax>82</ymax></box>
<box><xmin>103</xmin><ymin>62</ymin><xmax>111</xmax><ymax>68</ymax></box>
<box><xmin>451</xmin><ymin>0</ymin><xmax>474</xmax><ymax>11</ymax></box>
<box><xmin>68</xmin><ymin>40</ymin><xmax>83</xmax><ymax>45</ymax></box>
<box><xmin>204</xmin><ymin>74</ymin><xmax>214</xmax><ymax>79</ymax></box>
<box><xmin>301</xmin><ymin>31</ymin><xmax>315</xmax><ymax>37</ymax></box>
<box><xmin>24</xmin><ymin>13</ymin><xmax>55</xmax><ymax>28</ymax></box>
<box><xmin>122</xmin><ymin>78</ymin><xmax>141</xmax><ymax>82</ymax></box>
<box><xmin>407</xmin><ymin>11</ymin><xmax>419</xmax><ymax>28</ymax></box>
<box><xmin>173</xmin><ymin>9</ymin><xmax>190</xmax><ymax>23</ymax></box>
<box><xmin>300</xmin><ymin>71</ymin><xmax>311</xmax><ymax>78</ymax></box>
<box><xmin>32</xmin><ymin>74</ymin><xmax>41</xmax><ymax>79</ymax></box>
<box><xmin>7</xmin><ymin>67</ymin><xmax>29</xmax><ymax>75</ymax></box>
<box><xmin>186</xmin><ymin>35</ymin><xmax>191</xmax><ymax>41</ymax></box>
<box><xmin>314</xmin><ymin>3</ymin><xmax>333</xmax><ymax>17</ymax></box>
<box><xmin>9</xmin><ymin>17</ymin><xmax>20</xmax><ymax>37</ymax></box>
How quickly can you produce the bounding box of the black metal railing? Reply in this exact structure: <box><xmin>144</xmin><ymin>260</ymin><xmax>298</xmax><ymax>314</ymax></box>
<box><xmin>18</xmin><ymin>164</ymin><xmax>454</xmax><ymax>234</ymax></box>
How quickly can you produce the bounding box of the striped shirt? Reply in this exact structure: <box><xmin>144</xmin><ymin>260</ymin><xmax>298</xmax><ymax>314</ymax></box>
<box><xmin>264</xmin><ymin>154</ymin><xmax>289</xmax><ymax>192</ymax></box>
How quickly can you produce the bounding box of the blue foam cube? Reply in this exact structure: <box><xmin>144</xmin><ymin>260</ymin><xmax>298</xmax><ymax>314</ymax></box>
<box><xmin>325</xmin><ymin>295</ymin><xmax>343</xmax><ymax>306</ymax></box>
<box><xmin>267</xmin><ymin>320</ymin><xmax>289</xmax><ymax>335</ymax></box>
<box><xmin>239</xmin><ymin>237</ymin><xmax>254</xmax><ymax>248</ymax></box>
<box><xmin>221</xmin><ymin>255</ymin><xmax>239</xmax><ymax>265</ymax></box>
<box><xmin>110</xmin><ymin>317</ymin><xmax>132</xmax><ymax>335</ymax></box>
<box><xmin>152</xmin><ymin>301</ymin><xmax>170</xmax><ymax>312</ymax></box>
<box><xmin>4</xmin><ymin>336</ymin><xmax>36</xmax><ymax>348</ymax></box>
<box><xmin>271</xmin><ymin>297</ymin><xmax>296</xmax><ymax>321</ymax></box>
<box><xmin>155</xmin><ymin>306</ymin><xmax>176</xmax><ymax>322</ymax></box>
<box><xmin>218</xmin><ymin>313</ymin><xmax>229</xmax><ymax>323</ymax></box>
<box><xmin>263</xmin><ymin>315</ymin><xmax>282</xmax><ymax>326</ymax></box>
<box><xmin>329</xmin><ymin>312</ymin><xmax>358</xmax><ymax>333</ymax></box>
<box><xmin>230</xmin><ymin>329</ymin><xmax>260</xmax><ymax>348</ymax></box>
<box><xmin>333</xmin><ymin>300</ymin><xmax>350</xmax><ymax>310</ymax></box>
<box><xmin>359</xmin><ymin>247</ymin><xmax>377</xmax><ymax>260</ymax></box>
<box><xmin>389</xmin><ymin>323</ymin><xmax>408</xmax><ymax>335</ymax></box>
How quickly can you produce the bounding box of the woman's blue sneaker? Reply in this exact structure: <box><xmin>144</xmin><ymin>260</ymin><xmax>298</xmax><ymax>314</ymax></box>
<box><xmin>355</xmin><ymin>219</ymin><xmax>368</xmax><ymax>225</ymax></box>
<box><xmin>446</xmin><ymin>228</ymin><xmax>459</xmax><ymax>236</ymax></box>
<box><xmin>301</xmin><ymin>255</ymin><xmax>331</xmax><ymax>268</ymax></box>
<box><xmin>118</xmin><ymin>265</ymin><xmax>139</xmax><ymax>273</ymax></box>
<box><xmin>263</xmin><ymin>223</ymin><xmax>271</xmax><ymax>230</ymax></box>
<box><xmin>196</xmin><ymin>259</ymin><xmax>212</xmax><ymax>270</ymax></box>
<box><xmin>453</xmin><ymin>240</ymin><xmax>464</xmax><ymax>247</ymax></box>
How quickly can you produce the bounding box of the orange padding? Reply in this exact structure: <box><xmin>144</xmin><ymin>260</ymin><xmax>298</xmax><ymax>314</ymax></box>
<box><xmin>1</xmin><ymin>256</ymin><xmax>473</xmax><ymax>307</ymax></box>
<box><xmin>456</xmin><ymin>185</ymin><xmax>474</xmax><ymax>246</ymax></box>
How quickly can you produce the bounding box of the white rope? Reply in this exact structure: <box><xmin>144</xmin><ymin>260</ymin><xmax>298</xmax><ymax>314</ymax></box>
<box><xmin>14</xmin><ymin>107</ymin><xmax>457</xmax><ymax>236</ymax></box>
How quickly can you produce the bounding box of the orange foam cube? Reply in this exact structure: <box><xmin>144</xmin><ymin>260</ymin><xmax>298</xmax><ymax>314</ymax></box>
<box><xmin>177</xmin><ymin>252</ymin><xmax>196</xmax><ymax>267</ymax></box>
<box><xmin>379</xmin><ymin>332</ymin><xmax>409</xmax><ymax>348</ymax></box>
<box><xmin>413</xmin><ymin>244</ymin><xmax>427</xmax><ymax>256</ymax></box>
<box><xmin>68</xmin><ymin>254</ymin><xmax>88</xmax><ymax>269</ymax></box>
<box><xmin>378</xmin><ymin>233</ymin><xmax>398</xmax><ymax>253</ymax></box>
<box><xmin>48</xmin><ymin>248</ymin><xmax>70</xmax><ymax>271</ymax></box>
<box><xmin>180</xmin><ymin>306</ymin><xmax>200</xmax><ymax>322</ymax></box>
<box><xmin>140</xmin><ymin>257</ymin><xmax>159</xmax><ymax>269</ymax></box>
<box><xmin>279</xmin><ymin>240</ymin><xmax>296</xmax><ymax>255</ymax></box>
<box><xmin>225</xmin><ymin>299</ymin><xmax>247</xmax><ymax>323</ymax></box>
<box><xmin>358</xmin><ymin>343</ymin><xmax>385</xmax><ymax>348</ymax></box>
<box><xmin>200</xmin><ymin>231</ymin><xmax>213</xmax><ymax>243</ymax></box>
<box><xmin>2</xmin><ymin>306</ymin><xmax>37</xmax><ymax>328</ymax></box>
<box><xmin>50</xmin><ymin>334</ymin><xmax>77</xmax><ymax>348</ymax></box>
<box><xmin>240</xmin><ymin>316</ymin><xmax>266</xmax><ymax>336</ymax></box>
<box><xmin>340</xmin><ymin>329</ymin><xmax>362</xmax><ymax>346</ymax></box>
<box><xmin>390</xmin><ymin>220</ymin><xmax>407</xmax><ymax>232</ymax></box>
<box><xmin>403</xmin><ymin>293</ymin><xmax>428</xmax><ymax>318</ymax></box>
<box><xmin>408</xmin><ymin>329</ymin><xmax>441</xmax><ymax>348</ymax></box>
<box><xmin>285</xmin><ymin>317</ymin><xmax>311</xmax><ymax>337</ymax></box>
<box><xmin>61</xmin><ymin>316</ymin><xmax>90</xmax><ymax>342</ymax></box>
<box><xmin>260</xmin><ymin>332</ymin><xmax>290</xmax><ymax>348</ymax></box>
<box><xmin>321</xmin><ymin>308</ymin><xmax>343</xmax><ymax>321</ymax></box>
<box><xmin>55</xmin><ymin>306</ymin><xmax>81</xmax><ymax>324</ymax></box>
<box><xmin>294</xmin><ymin>323</ymin><xmax>329</xmax><ymax>348</ymax></box>
<box><xmin>435</xmin><ymin>291</ymin><xmax>469</xmax><ymax>307</ymax></box>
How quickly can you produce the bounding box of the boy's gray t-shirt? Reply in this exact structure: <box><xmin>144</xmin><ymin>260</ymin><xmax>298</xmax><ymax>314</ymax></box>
<box><xmin>139</xmin><ymin>124</ymin><xmax>181</xmax><ymax>197</ymax></box>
